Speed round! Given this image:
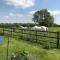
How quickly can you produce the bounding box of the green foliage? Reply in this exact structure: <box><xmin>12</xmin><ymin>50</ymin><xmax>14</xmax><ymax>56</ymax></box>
<box><xmin>32</xmin><ymin>9</ymin><xmax>54</xmax><ymax>26</ymax></box>
<box><xmin>15</xmin><ymin>50</ymin><xmax>28</xmax><ymax>60</ymax></box>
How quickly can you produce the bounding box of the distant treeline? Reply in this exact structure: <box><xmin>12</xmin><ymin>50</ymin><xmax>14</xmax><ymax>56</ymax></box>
<box><xmin>0</xmin><ymin>23</ymin><xmax>59</xmax><ymax>28</ymax></box>
<box><xmin>0</xmin><ymin>23</ymin><xmax>35</xmax><ymax>28</ymax></box>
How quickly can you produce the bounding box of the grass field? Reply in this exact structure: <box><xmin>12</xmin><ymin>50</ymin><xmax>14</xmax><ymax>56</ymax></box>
<box><xmin>0</xmin><ymin>27</ymin><xmax>60</xmax><ymax>60</ymax></box>
<box><xmin>48</xmin><ymin>27</ymin><xmax>60</xmax><ymax>32</ymax></box>
<box><xmin>0</xmin><ymin>36</ymin><xmax>60</xmax><ymax>60</ymax></box>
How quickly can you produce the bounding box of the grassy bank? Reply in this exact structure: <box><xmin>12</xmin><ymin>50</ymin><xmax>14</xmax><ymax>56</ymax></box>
<box><xmin>0</xmin><ymin>36</ymin><xmax>60</xmax><ymax>60</ymax></box>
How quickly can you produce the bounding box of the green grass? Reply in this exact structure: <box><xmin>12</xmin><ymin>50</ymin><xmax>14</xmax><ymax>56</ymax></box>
<box><xmin>48</xmin><ymin>27</ymin><xmax>60</xmax><ymax>32</ymax></box>
<box><xmin>0</xmin><ymin>27</ymin><xmax>60</xmax><ymax>60</ymax></box>
<box><xmin>0</xmin><ymin>36</ymin><xmax>60</xmax><ymax>60</ymax></box>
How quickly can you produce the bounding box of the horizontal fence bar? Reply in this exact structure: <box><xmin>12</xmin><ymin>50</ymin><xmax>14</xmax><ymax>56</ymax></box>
<box><xmin>0</xmin><ymin>27</ymin><xmax>60</xmax><ymax>48</ymax></box>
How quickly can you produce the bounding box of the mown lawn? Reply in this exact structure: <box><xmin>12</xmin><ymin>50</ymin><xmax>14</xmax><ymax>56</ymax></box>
<box><xmin>0</xmin><ymin>36</ymin><xmax>60</xmax><ymax>60</ymax></box>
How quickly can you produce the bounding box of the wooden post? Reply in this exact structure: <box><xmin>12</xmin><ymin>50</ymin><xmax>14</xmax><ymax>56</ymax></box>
<box><xmin>13</xmin><ymin>27</ymin><xmax>15</xmax><ymax>38</ymax></box>
<box><xmin>22</xmin><ymin>29</ymin><xmax>24</xmax><ymax>39</ymax></box>
<box><xmin>21</xmin><ymin>29</ymin><xmax>23</xmax><ymax>39</ymax></box>
<box><xmin>6</xmin><ymin>36</ymin><xmax>10</xmax><ymax>60</ymax></box>
<box><xmin>57</xmin><ymin>32</ymin><xmax>60</xmax><ymax>48</ymax></box>
<box><xmin>11</xmin><ymin>28</ymin><xmax>13</xmax><ymax>37</ymax></box>
<box><xmin>36</xmin><ymin>30</ymin><xmax>37</xmax><ymax>43</ymax></box>
<box><xmin>3</xmin><ymin>27</ymin><xmax>4</xmax><ymax>35</ymax></box>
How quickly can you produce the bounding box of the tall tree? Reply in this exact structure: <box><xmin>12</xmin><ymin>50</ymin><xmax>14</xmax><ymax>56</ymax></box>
<box><xmin>32</xmin><ymin>9</ymin><xmax>54</xmax><ymax>26</ymax></box>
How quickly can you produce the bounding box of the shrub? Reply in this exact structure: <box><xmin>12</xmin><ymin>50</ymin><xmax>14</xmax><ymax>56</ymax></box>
<box><xmin>15</xmin><ymin>50</ymin><xmax>29</xmax><ymax>60</ymax></box>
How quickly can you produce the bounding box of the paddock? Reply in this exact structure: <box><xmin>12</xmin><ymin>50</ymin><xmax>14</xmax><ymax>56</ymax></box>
<box><xmin>0</xmin><ymin>27</ymin><xmax>60</xmax><ymax>60</ymax></box>
<box><xmin>0</xmin><ymin>27</ymin><xmax>60</xmax><ymax>48</ymax></box>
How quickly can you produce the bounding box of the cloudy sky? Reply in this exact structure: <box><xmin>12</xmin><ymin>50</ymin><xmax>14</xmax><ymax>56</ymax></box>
<box><xmin>0</xmin><ymin>0</ymin><xmax>60</xmax><ymax>24</ymax></box>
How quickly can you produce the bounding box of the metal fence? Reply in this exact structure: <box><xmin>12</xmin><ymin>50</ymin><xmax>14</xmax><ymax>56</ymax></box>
<box><xmin>0</xmin><ymin>27</ymin><xmax>60</xmax><ymax>49</ymax></box>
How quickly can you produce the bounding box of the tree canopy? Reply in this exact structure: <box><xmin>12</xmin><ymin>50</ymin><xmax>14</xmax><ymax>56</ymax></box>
<box><xmin>32</xmin><ymin>9</ymin><xmax>54</xmax><ymax>26</ymax></box>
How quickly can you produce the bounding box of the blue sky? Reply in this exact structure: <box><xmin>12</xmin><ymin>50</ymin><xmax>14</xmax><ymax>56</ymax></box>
<box><xmin>0</xmin><ymin>0</ymin><xmax>60</xmax><ymax>24</ymax></box>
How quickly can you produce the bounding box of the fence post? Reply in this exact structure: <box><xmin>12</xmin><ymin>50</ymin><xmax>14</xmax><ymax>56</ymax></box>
<box><xmin>3</xmin><ymin>27</ymin><xmax>4</xmax><ymax>35</ymax></box>
<box><xmin>57</xmin><ymin>32</ymin><xmax>60</xmax><ymax>48</ymax></box>
<box><xmin>6</xmin><ymin>35</ymin><xmax>10</xmax><ymax>60</ymax></box>
<box><xmin>21</xmin><ymin>29</ymin><xmax>23</xmax><ymax>39</ymax></box>
<box><xmin>13</xmin><ymin>27</ymin><xmax>15</xmax><ymax>38</ymax></box>
<box><xmin>12</xmin><ymin>28</ymin><xmax>14</xmax><ymax>37</ymax></box>
<box><xmin>36</xmin><ymin>30</ymin><xmax>37</xmax><ymax>43</ymax></box>
<box><xmin>11</xmin><ymin>28</ymin><xmax>13</xmax><ymax>37</ymax></box>
<box><xmin>22</xmin><ymin>29</ymin><xmax>24</xmax><ymax>39</ymax></box>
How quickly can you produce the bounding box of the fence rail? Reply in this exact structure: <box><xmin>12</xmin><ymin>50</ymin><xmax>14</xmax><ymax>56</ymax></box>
<box><xmin>0</xmin><ymin>27</ymin><xmax>60</xmax><ymax>48</ymax></box>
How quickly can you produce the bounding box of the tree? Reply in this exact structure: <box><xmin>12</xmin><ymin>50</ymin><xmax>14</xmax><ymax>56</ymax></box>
<box><xmin>32</xmin><ymin>9</ymin><xmax>54</xmax><ymax>26</ymax></box>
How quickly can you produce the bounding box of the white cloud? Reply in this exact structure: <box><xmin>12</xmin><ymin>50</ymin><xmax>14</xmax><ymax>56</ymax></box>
<box><xmin>48</xmin><ymin>10</ymin><xmax>60</xmax><ymax>16</ymax></box>
<box><xmin>2</xmin><ymin>12</ymin><xmax>23</xmax><ymax>20</ymax></box>
<box><xmin>3</xmin><ymin>16</ymin><xmax>9</xmax><ymax>18</ymax></box>
<box><xmin>5</xmin><ymin>0</ymin><xmax>36</xmax><ymax>8</ymax></box>
<box><xmin>9</xmin><ymin>13</ymin><xmax>14</xmax><ymax>16</ymax></box>
<box><xmin>29</xmin><ymin>10</ymin><xmax>36</xmax><ymax>15</ymax></box>
<box><xmin>9</xmin><ymin>12</ymin><xmax>23</xmax><ymax>17</ymax></box>
<box><xmin>29</xmin><ymin>10</ymin><xmax>60</xmax><ymax>16</ymax></box>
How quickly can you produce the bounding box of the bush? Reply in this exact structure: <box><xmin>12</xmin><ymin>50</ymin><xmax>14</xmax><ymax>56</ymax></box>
<box><xmin>15</xmin><ymin>50</ymin><xmax>29</xmax><ymax>60</ymax></box>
